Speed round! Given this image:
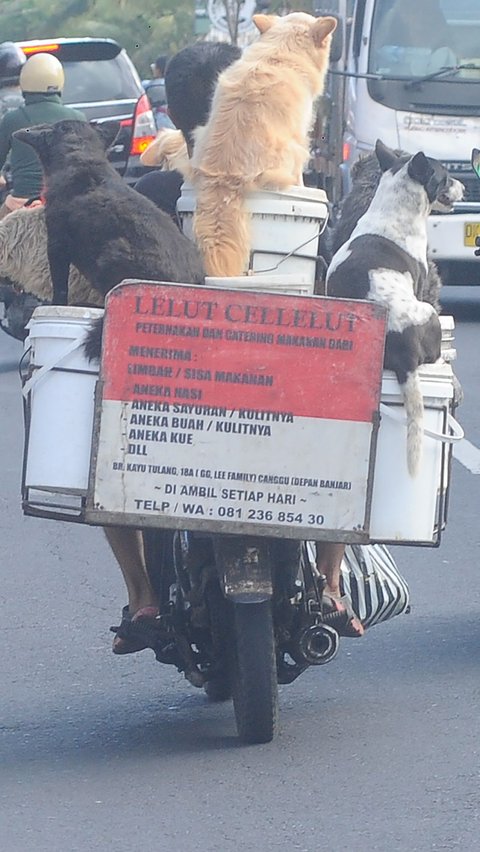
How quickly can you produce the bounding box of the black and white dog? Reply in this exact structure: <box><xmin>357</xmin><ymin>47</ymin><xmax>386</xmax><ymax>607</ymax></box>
<box><xmin>326</xmin><ymin>140</ymin><xmax>464</xmax><ymax>476</ymax></box>
<box><xmin>328</xmin><ymin>149</ymin><xmax>444</xmax><ymax>312</ymax></box>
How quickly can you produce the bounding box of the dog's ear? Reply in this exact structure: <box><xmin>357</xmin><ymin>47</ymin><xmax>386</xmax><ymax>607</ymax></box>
<box><xmin>13</xmin><ymin>125</ymin><xmax>54</xmax><ymax>152</ymax></box>
<box><xmin>375</xmin><ymin>139</ymin><xmax>401</xmax><ymax>172</ymax></box>
<box><xmin>252</xmin><ymin>14</ymin><xmax>277</xmax><ymax>33</ymax></box>
<box><xmin>93</xmin><ymin>120</ymin><xmax>120</xmax><ymax>150</ymax></box>
<box><xmin>408</xmin><ymin>151</ymin><xmax>434</xmax><ymax>186</ymax></box>
<box><xmin>312</xmin><ymin>15</ymin><xmax>337</xmax><ymax>47</ymax></box>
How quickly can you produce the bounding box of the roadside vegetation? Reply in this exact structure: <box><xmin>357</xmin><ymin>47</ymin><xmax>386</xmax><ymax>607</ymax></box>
<box><xmin>0</xmin><ymin>1</ymin><xmax>313</xmax><ymax>76</ymax></box>
<box><xmin>0</xmin><ymin>0</ymin><xmax>196</xmax><ymax>77</ymax></box>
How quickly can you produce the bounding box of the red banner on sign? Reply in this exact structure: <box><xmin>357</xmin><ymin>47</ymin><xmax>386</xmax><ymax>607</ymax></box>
<box><xmin>101</xmin><ymin>282</ymin><xmax>386</xmax><ymax>423</ymax></box>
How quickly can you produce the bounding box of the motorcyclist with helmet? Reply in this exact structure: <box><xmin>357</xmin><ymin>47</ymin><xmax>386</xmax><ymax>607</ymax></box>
<box><xmin>0</xmin><ymin>51</ymin><xmax>86</xmax><ymax>219</ymax></box>
<box><xmin>0</xmin><ymin>42</ymin><xmax>25</xmax><ymax>120</ymax></box>
<box><xmin>0</xmin><ymin>42</ymin><xmax>25</xmax><ymax>200</ymax></box>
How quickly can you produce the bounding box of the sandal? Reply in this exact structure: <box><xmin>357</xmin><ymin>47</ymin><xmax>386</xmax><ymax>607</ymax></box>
<box><xmin>322</xmin><ymin>593</ymin><xmax>365</xmax><ymax>639</ymax></box>
<box><xmin>111</xmin><ymin>605</ymin><xmax>160</xmax><ymax>655</ymax></box>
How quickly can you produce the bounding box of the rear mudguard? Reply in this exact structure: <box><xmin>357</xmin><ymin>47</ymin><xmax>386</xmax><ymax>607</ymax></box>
<box><xmin>212</xmin><ymin>536</ymin><xmax>273</xmax><ymax>603</ymax></box>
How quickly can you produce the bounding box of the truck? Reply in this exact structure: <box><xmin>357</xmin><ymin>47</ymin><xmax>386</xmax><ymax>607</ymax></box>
<box><xmin>311</xmin><ymin>0</ymin><xmax>480</xmax><ymax>284</ymax></box>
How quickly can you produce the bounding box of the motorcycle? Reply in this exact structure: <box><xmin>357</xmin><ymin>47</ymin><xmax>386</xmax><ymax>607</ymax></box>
<box><xmin>126</xmin><ymin>527</ymin><xmax>341</xmax><ymax>744</ymax></box>
<box><xmin>0</xmin><ymin>282</ymin><xmax>45</xmax><ymax>341</ymax></box>
<box><xmin>21</xmin><ymin>274</ymin><xmax>411</xmax><ymax>747</ymax></box>
<box><xmin>0</xmin><ymin>193</ymin><xmax>46</xmax><ymax>341</ymax></box>
<box><xmin>85</xmin><ymin>281</ymin><xmax>389</xmax><ymax>746</ymax></box>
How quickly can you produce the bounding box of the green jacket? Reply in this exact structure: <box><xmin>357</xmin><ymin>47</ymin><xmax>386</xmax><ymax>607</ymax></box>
<box><xmin>0</xmin><ymin>92</ymin><xmax>86</xmax><ymax>198</ymax></box>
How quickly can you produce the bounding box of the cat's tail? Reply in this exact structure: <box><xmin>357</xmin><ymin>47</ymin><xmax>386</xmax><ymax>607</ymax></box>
<box><xmin>400</xmin><ymin>370</ymin><xmax>424</xmax><ymax>477</ymax></box>
<box><xmin>193</xmin><ymin>176</ymin><xmax>250</xmax><ymax>277</ymax></box>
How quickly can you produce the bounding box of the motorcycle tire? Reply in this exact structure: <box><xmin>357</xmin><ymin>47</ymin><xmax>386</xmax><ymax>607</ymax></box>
<box><xmin>204</xmin><ymin>580</ymin><xmax>231</xmax><ymax>703</ymax></box>
<box><xmin>229</xmin><ymin>600</ymin><xmax>278</xmax><ymax>744</ymax></box>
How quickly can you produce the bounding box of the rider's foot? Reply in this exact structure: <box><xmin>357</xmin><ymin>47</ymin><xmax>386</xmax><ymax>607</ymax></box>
<box><xmin>322</xmin><ymin>592</ymin><xmax>365</xmax><ymax>639</ymax></box>
<box><xmin>112</xmin><ymin>605</ymin><xmax>160</xmax><ymax>654</ymax></box>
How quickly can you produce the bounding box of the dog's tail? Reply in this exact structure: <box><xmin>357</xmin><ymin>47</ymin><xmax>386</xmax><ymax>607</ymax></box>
<box><xmin>83</xmin><ymin>315</ymin><xmax>103</xmax><ymax>362</ymax></box>
<box><xmin>401</xmin><ymin>370</ymin><xmax>424</xmax><ymax>476</ymax></box>
<box><xmin>193</xmin><ymin>177</ymin><xmax>249</xmax><ymax>277</ymax></box>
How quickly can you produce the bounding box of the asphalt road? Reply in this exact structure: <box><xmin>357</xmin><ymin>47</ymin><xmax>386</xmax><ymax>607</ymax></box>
<box><xmin>1</xmin><ymin>288</ymin><xmax>480</xmax><ymax>852</ymax></box>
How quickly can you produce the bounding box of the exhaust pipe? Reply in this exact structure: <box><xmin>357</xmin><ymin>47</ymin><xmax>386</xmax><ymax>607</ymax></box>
<box><xmin>293</xmin><ymin>622</ymin><xmax>339</xmax><ymax>666</ymax></box>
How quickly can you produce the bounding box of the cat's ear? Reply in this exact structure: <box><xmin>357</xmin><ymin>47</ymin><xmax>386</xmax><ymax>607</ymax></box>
<box><xmin>252</xmin><ymin>14</ymin><xmax>277</xmax><ymax>34</ymax></box>
<box><xmin>312</xmin><ymin>15</ymin><xmax>337</xmax><ymax>47</ymax></box>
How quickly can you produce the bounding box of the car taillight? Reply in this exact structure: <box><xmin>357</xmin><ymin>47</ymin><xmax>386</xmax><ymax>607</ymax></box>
<box><xmin>130</xmin><ymin>94</ymin><xmax>156</xmax><ymax>156</ymax></box>
<box><xmin>20</xmin><ymin>43</ymin><xmax>60</xmax><ymax>55</ymax></box>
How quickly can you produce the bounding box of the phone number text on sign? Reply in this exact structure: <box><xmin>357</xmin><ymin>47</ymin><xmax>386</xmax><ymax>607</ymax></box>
<box><xmin>89</xmin><ymin>281</ymin><xmax>386</xmax><ymax>540</ymax></box>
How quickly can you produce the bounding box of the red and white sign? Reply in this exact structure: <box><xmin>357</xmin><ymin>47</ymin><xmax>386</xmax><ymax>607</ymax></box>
<box><xmin>88</xmin><ymin>282</ymin><xmax>386</xmax><ymax>539</ymax></box>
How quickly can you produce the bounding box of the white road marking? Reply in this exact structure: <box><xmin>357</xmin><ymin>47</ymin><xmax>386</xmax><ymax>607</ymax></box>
<box><xmin>453</xmin><ymin>438</ymin><xmax>480</xmax><ymax>474</ymax></box>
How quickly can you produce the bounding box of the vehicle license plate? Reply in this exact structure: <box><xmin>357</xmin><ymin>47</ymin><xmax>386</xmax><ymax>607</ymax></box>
<box><xmin>464</xmin><ymin>222</ymin><xmax>480</xmax><ymax>247</ymax></box>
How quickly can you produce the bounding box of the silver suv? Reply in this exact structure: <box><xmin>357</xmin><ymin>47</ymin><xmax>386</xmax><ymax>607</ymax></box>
<box><xmin>17</xmin><ymin>37</ymin><xmax>157</xmax><ymax>184</ymax></box>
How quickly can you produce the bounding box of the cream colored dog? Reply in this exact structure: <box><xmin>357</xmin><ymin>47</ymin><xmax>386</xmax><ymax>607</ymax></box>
<box><xmin>140</xmin><ymin>128</ymin><xmax>191</xmax><ymax>178</ymax></box>
<box><xmin>191</xmin><ymin>12</ymin><xmax>336</xmax><ymax>277</ymax></box>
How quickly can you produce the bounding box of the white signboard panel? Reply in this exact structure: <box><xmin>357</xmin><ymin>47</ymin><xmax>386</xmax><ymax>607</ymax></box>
<box><xmin>88</xmin><ymin>283</ymin><xmax>386</xmax><ymax>541</ymax></box>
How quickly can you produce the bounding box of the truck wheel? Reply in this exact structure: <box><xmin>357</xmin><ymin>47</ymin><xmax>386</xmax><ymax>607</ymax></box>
<box><xmin>229</xmin><ymin>600</ymin><xmax>278</xmax><ymax>744</ymax></box>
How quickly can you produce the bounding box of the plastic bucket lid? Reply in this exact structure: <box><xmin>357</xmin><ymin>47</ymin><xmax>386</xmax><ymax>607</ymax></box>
<box><xmin>178</xmin><ymin>184</ymin><xmax>328</xmax><ymax>220</ymax></box>
<box><xmin>28</xmin><ymin>306</ymin><xmax>104</xmax><ymax>321</ymax></box>
<box><xmin>381</xmin><ymin>367</ymin><xmax>454</xmax><ymax>403</ymax></box>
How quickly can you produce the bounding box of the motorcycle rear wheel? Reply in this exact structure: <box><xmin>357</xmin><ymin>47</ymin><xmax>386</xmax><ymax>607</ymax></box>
<box><xmin>229</xmin><ymin>600</ymin><xmax>278</xmax><ymax>744</ymax></box>
<box><xmin>204</xmin><ymin>579</ymin><xmax>231</xmax><ymax>703</ymax></box>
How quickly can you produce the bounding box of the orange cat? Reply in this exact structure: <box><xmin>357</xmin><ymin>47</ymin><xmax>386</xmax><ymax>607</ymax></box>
<box><xmin>191</xmin><ymin>12</ymin><xmax>336</xmax><ymax>277</ymax></box>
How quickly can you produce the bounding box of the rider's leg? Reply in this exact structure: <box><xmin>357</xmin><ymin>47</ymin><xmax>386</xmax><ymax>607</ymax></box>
<box><xmin>315</xmin><ymin>541</ymin><xmax>364</xmax><ymax>637</ymax></box>
<box><xmin>103</xmin><ymin>526</ymin><xmax>157</xmax><ymax>614</ymax></box>
<box><xmin>315</xmin><ymin>541</ymin><xmax>345</xmax><ymax>597</ymax></box>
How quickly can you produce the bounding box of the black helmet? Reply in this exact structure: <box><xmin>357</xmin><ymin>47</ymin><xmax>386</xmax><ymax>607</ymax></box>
<box><xmin>0</xmin><ymin>42</ymin><xmax>25</xmax><ymax>87</ymax></box>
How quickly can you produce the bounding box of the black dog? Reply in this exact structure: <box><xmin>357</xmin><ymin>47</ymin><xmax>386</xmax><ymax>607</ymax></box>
<box><xmin>14</xmin><ymin>120</ymin><xmax>205</xmax><ymax>356</ymax></box>
<box><xmin>327</xmin><ymin>140</ymin><xmax>464</xmax><ymax>476</ymax></box>
<box><xmin>328</xmin><ymin>149</ymin><xmax>444</xmax><ymax>313</ymax></box>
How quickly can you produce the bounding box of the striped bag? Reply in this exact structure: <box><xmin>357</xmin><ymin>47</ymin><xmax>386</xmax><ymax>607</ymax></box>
<box><xmin>306</xmin><ymin>542</ymin><xmax>410</xmax><ymax>630</ymax></box>
<box><xmin>340</xmin><ymin>544</ymin><xmax>410</xmax><ymax>629</ymax></box>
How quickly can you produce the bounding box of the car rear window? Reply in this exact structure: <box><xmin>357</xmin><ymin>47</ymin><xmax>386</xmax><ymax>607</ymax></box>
<box><xmin>18</xmin><ymin>40</ymin><xmax>143</xmax><ymax>104</ymax></box>
<box><xmin>62</xmin><ymin>57</ymin><xmax>142</xmax><ymax>104</ymax></box>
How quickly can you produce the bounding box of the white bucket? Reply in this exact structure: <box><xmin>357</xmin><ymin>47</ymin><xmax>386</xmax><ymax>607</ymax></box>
<box><xmin>177</xmin><ymin>184</ymin><xmax>329</xmax><ymax>288</ymax></box>
<box><xmin>439</xmin><ymin>314</ymin><xmax>456</xmax><ymax>361</ymax></box>
<box><xmin>23</xmin><ymin>306</ymin><xmax>103</xmax><ymax>515</ymax></box>
<box><xmin>369</xmin><ymin>361</ymin><xmax>463</xmax><ymax>543</ymax></box>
